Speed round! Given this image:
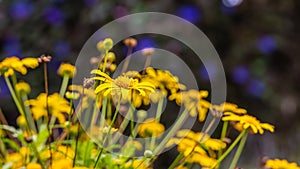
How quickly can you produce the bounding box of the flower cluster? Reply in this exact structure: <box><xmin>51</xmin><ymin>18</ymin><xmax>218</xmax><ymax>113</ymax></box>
<box><xmin>0</xmin><ymin>38</ymin><xmax>298</xmax><ymax>169</ymax></box>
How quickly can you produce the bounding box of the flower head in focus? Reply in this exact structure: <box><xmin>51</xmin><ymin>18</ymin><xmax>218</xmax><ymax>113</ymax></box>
<box><xmin>91</xmin><ymin>69</ymin><xmax>155</xmax><ymax>102</ymax></box>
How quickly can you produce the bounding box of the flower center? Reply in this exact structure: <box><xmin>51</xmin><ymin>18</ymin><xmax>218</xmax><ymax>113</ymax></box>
<box><xmin>114</xmin><ymin>76</ymin><xmax>132</xmax><ymax>89</ymax></box>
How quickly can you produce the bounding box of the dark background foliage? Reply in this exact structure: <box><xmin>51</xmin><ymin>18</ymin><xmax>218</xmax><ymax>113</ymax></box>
<box><xmin>0</xmin><ymin>0</ymin><xmax>299</xmax><ymax>168</ymax></box>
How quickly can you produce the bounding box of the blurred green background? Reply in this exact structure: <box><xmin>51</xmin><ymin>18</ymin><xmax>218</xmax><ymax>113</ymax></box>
<box><xmin>0</xmin><ymin>0</ymin><xmax>299</xmax><ymax>168</ymax></box>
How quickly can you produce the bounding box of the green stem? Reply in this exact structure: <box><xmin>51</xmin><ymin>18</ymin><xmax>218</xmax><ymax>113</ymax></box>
<box><xmin>167</xmin><ymin>153</ymin><xmax>184</xmax><ymax>169</ymax></box>
<box><xmin>102</xmin><ymin>50</ymin><xmax>108</xmax><ymax>72</ymax></box>
<box><xmin>153</xmin><ymin>109</ymin><xmax>189</xmax><ymax>155</ymax></box>
<box><xmin>93</xmin><ymin>98</ymin><xmax>121</xmax><ymax>168</ymax></box>
<box><xmin>4</xmin><ymin>77</ymin><xmax>26</xmax><ymax>117</ymax></box>
<box><xmin>59</xmin><ymin>75</ymin><xmax>69</xmax><ymax>97</ymax></box>
<box><xmin>228</xmin><ymin>131</ymin><xmax>248</xmax><ymax>169</ymax></box>
<box><xmin>21</xmin><ymin>94</ymin><xmax>37</xmax><ymax>133</ymax></box>
<box><xmin>218</xmin><ymin>121</ymin><xmax>228</xmax><ymax>157</ymax></box>
<box><xmin>210</xmin><ymin>129</ymin><xmax>248</xmax><ymax>169</ymax></box>
<box><xmin>156</xmin><ymin>98</ymin><xmax>164</xmax><ymax>121</ymax></box>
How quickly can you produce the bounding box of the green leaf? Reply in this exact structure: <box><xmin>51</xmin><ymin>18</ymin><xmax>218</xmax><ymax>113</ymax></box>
<box><xmin>3</xmin><ymin>138</ymin><xmax>20</xmax><ymax>151</ymax></box>
<box><xmin>35</xmin><ymin>124</ymin><xmax>49</xmax><ymax>150</ymax></box>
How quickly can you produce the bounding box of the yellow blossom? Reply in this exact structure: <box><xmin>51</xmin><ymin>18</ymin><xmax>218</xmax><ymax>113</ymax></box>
<box><xmin>5</xmin><ymin>152</ymin><xmax>23</xmax><ymax>168</ymax></box>
<box><xmin>57</xmin><ymin>63</ymin><xmax>76</xmax><ymax>78</ymax></box>
<box><xmin>125</xmin><ymin>159</ymin><xmax>152</xmax><ymax>169</ymax></box>
<box><xmin>21</xmin><ymin>58</ymin><xmax>39</xmax><ymax>68</ymax></box>
<box><xmin>0</xmin><ymin>56</ymin><xmax>39</xmax><ymax>76</ymax></box>
<box><xmin>138</xmin><ymin>118</ymin><xmax>165</xmax><ymax>137</ymax></box>
<box><xmin>169</xmin><ymin>89</ymin><xmax>211</xmax><ymax>121</ymax></box>
<box><xmin>17</xmin><ymin>115</ymin><xmax>27</xmax><ymax>127</ymax></box>
<box><xmin>48</xmin><ymin>158</ymin><xmax>73</xmax><ymax>169</ymax></box>
<box><xmin>15</xmin><ymin>81</ymin><xmax>31</xmax><ymax>94</ymax></box>
<box><xmin>27</xmin><ymin>162</ymin><xmax>42</xmax><ymax>169</ymax></box>
<box><xmin>25</xmin><ymin>93</ymin><xmax>71</xmax><ymax>124</ymax></box>
<box><xmin>265</xmin><ymin>158</ymin><xmax>300</xmax><ymax>169</ymax></box>
<box><xmin>222</xmin><ymin>112</ymin><xmax>275</xmax><ymax>134</ymax></box>
<box><xmin>91</xmin><ymin>69</ymin><xmax>155</xmax><ymax>102</ymax></box>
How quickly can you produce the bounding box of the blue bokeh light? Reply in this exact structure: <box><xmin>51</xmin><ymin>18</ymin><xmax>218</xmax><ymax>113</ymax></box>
<box><xmin>247</xmin><ymin>79</ymin><xmax>265</xmax><ymax>97</ymax></box>
<box><xmin>54</xmin><ymin>40</ymin><xmax>71</xmax><ymax>57</ymax></box>
<box><xmin>220</xmin><ymin>3</ymin><xmax>237</xmax><ymax>15</ymax></box>
<box><xmin>257</xmin><ymin>35</ymin><xmax>277</xmax><ymax>55</ymax></box>
<box><xmin>43</xmin><ymin>6</ymin><xmax>65</xmax><ymax>26</ymax></box>
<box><xmin>134</xmin><ymin>38</ymin><xmax>157</xmax><ymax>51</ymax></box>
<box><xmin>232</xmin><ymin>66</ymin><xmax>250</xmax><ymax>84</ymax></box>
<box><xmin>9</xmin><ymin>1</ymin><xmax>34</xmax><ymax>20</ymax></box>
<box><xmin>176</xmin><ymin>5</ymin><xmax>202</xmax><ymax>24</ymax></box>
<box><xmin>3</xmin><ymin>36</ymin><xmax>21</xmax><ymax>57</ymax></box>
<box><xmin>199</xmin><ymin>64</ymin><xmax>217</xmax><ymax>82</ymax></box>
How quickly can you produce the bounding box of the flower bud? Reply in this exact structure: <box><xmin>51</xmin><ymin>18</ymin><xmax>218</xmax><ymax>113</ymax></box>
<box><xmin>103</xmin><ymin>38</ymin><xmax>114</xmax><ymax>51</ymax></box>
<box><xmin>137</xmin><ymin>110</ymin><xmax>147</xmax><ymax>120</ymax></box>
<box><xmin>124</xmin><ymin>38</ymin><xmax>137</xmax><ymax>47</ymax></box>
<box><xmin>144</xmin><ymin>150</ymin><xmax>153</xmax><ymax>158</ymax></box>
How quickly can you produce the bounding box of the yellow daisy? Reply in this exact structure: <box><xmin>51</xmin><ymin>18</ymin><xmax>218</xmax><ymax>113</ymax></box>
<box><xmin>91</xmin><ymin>69</ymin><xmax>155</xmax><ymax>101</ymax></box>
<box><xmin>0</xmin><ymin>56</ymin><xmax>39</xmax><ymax>76</ymax></box>
<box><xmin>25</xmin><ymin>93</ymin><xmax>71</xmax><ymax>124</ymax></box>
<box><xmin>57</xmin><ymin>63</ymin><xmax>76</xmax><ymax>78</ymax></box>
<box><xmin>222</xmin><ymin>112</ymin><xmax>275</xmax><ymax>134</ymax></box>
<box><xmin>169</xmin><ymin>89</ymin><xmax>211</xmax><ymax>122</ymax></box>
<box><xmin>138</xmin><ymin>118</ymin><xmax>165</xmax><ymax>137</ymax></box>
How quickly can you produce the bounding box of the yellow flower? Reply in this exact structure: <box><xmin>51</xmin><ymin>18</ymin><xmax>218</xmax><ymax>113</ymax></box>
<box><xmin>142</xmin><ymin>67</ymin><xmax>186</xmax><ymax>96</ymax></box>
<box><xmin>211</xmin><ymin>102</ymin><xmax>247</xmax><ymax>115</ymax></box>
<box><xmin>125</xmin><ymin>159</ymin><xmax>152</xmax><ymax>169</ymax></box>
<box><xmin>17</xmin><ymin>115</ymin><xmax>27</xmax><ymax>127</ymax></box>
<box><xmin>0</xmin><ymin>56</ymin><xmax>39</xmax><ymax>76</ymax></box>
<box><xmin>57</xmin><ymin>63</ymin><xmax>76</xmax><ymax>78</ymax></box>
<box><xmin>5</xmin><ymin>152</ymin><xmax>23</xmax><ymax>168</ymax></box>
<box><xmin>169</xmin><ymin>89</ymin><xmax>211</xmax><ymax>122</ymax></box>
<box><xmin>138</xmin><ymin>118</ymin><xmax>165</xmax><ymax>137</ymax></box>
<box><xmin>265</xmin><ymin>158</ymin><xmax>300</xmax><ymax>169</ymax></box>
<box><xmin>25</xmin><ymin>93</ymin><xmax>71</xmax><ymax>124</ymax></box>
<box><xmin>73</xmin><ymin>167</ymin><xmax>91</xmax><ymax>169</ymax></box>
<box><xmin>21</xmin><ymin>58</ymin><xmax>39</xmax><ymax>68</ymax></box>
<box><xmin>91</xmin><ymin>69</ymin><xmax>155</xmax><ymax>101</ymax></box>
<box><xmin>48</xmin><ymin>159</ymin><xmax>73</xmax><ymax>169</ymax></box>
<box><xmin>15</xmin><ymin>81</ymin><xmax>31</xmax><ymax>94</ymax></box>
<box><xmin>222</xmin><ymin>112</ymin><xmax>275</xmax><ymax>134</ymax></box>
<box><xmin>187</xmin><ymin>153</ymin><xmax>217</xmax><ymax>168</ymax></box>
<box><xmin>27</xmin><ymin>162</ymin><xmax>42</xmax><ymax>169</ymax></box>
<box><xmin>97</xmin><ymin>38</ymin><xmax>114</xmax><ymax>52</ymax></box>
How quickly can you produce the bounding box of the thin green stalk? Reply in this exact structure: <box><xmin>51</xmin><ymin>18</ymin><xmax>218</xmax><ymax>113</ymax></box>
<box><xmin>228</xmin><ymin>131</ymin><xmax>248</xmax><ymax>169</ymax></box>
<box><xmin>59</xmin><ymin>75</ymin><xmax>69</xmax><ymax>97</ymax></box>
<box><xmin>21</xmin><ymin>94</ymin><xmax>37</xmax><ymax>133</ymax></box>
<box><xmin>4</xmin><ymin>76</ymin><xmax>26</xmax><ymax>117</ymax></box>
<box><xmin>153</xmin><ymin>108</ymin><xmax>189</xmax><ymax>155</ymax></box>
<box><xmin>216</xmin><ymin>121</ymin><xmax>229</xmax><ymax>169</ymax></box>
<box><xmin>111</xmin><ymin>104</ymin><xmax>134</xmax><ymax>144</ymax></box>
<box><xmin>94</xmin><ymin>98</ymin><xmax>121</xmax><ymax>168</ymax></box>
<box><xmin>156</xmin><ymin>98</ymin><xmax>164</xmax><ymax>121</ymax></box>
<box><xmin>130</xmin><ymin>109</ymin><xmax>135</xmax><ymax>137</ymax></box>
<box><xmin>102</xmin><ymin>50</ymin><xmax>109</xmax><ymax>72</ymax></box>
<box><xmin>210</xmin><ymin>129</ymin><xmax>248</xmax><ymax>169</ymax></box>
<box><xmin>167</xmin><ymin>152</ymin><xmax>184</xmax><ymax>169</ymax></box>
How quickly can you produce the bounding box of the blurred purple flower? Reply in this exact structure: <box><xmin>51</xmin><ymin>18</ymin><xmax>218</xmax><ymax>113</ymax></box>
<box><xmin>113</xmin><ymin>6</ymin><xmax>129</xmax><ymax>19</ymax></box>
<box><xmin>257</xmin><ymin>35</ymin><xmax>277</xmax><ymax>54</ymax></box>
<box><xmin>176</xmin><ymin>5</ymin><xmax>202</xmax><ymax>24</ymax></box>
<box><xmin>54</xmin><ymin>40</ymin><xmax>71</xmax><ymax>57</ymax></box>
<box><xmin>84</xmin><ymin>0</ymin><xmax>98</xmax><ymax>7</ymax></box>
<box><xmin>134</xmin><ymin>38</ymin><xmax>157</xmax><ymax>51</ymax></box>
<box><xmin>199</xmin><ymin>64</ymin><xmax>217</xmax><ymax>81</ymax></box>
<box><xmin>247</xmin><ymin>79</ymin><xmax>265</xmax><ymax>97</ymax></box>
<box><xmin>3</xmin><ymin>36</ymin><xmax>21</xmax><ymax>56</ymax></box>
<box><xmin>222</xmin><ymin>0</ymin><xmax>243</xmax><ymax>7</ymax></box>
<box><xmin>232</xmin><ymin>66</ymin><xmax>250</xmax><ymax>84</ymax></box>
<box><xmin>9</xmin><ymin>1</ymin><xmax>34</xmax><ymax>20</ymax></box>
<box><xmin>220</xmin><ymin>3</ymin><xmax>236</xmax><ymax>15</ymax></box>
<box><xmin>43</xmin><ymin>6</ymin><xmax>65</xmax><ymax>26</ymax></box>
